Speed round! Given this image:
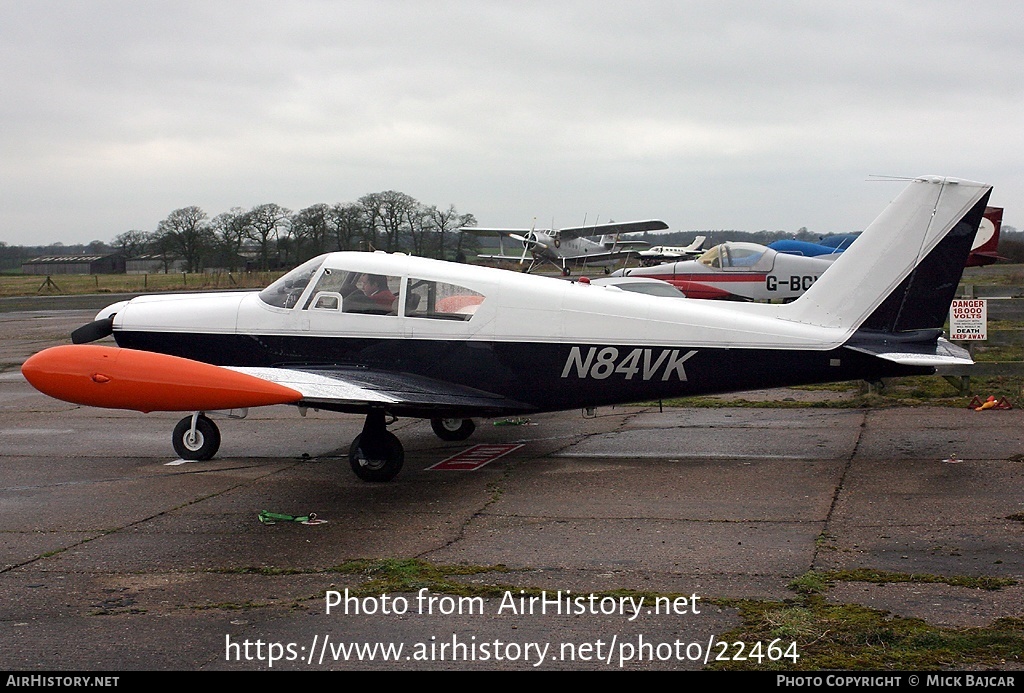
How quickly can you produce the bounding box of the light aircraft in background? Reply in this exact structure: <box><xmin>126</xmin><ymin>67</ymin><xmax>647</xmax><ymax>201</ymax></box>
<box><xmin>612</xmin><ymin>241</ymin><xmax>839</xmax><ymax>301</ymax></box>
<box><xmin>966</xmin><ymin>206</ymin><xmax>1006</xmax><ymax>266</ymax></box>
<box><xmin>460</xmin><ymin>219</ymin><xmax>667</xmax><ymax>275</ymax></box>
<box><xmin>767</xmin><ymin>206</ymin><xmax>1005</xmax><ymax>267</ymax></box>
<box><xmin>22</xmin><ymin>176</ymin><xmax>989</xmax><ymax>483</ymax></box>
<box><xmin>636</xmin><ymin>236</ymin><xmax>707</xmax><ymax>266</ymax></box>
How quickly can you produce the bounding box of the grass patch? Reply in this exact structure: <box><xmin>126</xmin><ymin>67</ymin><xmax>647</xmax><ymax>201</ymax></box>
<box><xmin>713</xmin><ymin>599</ymin><xmax>1024</xmax><ymax>670</ymax></box>
<box><xmin>823</xmin><ymin>569</ymin><xmax>1016</xmax><ymax>591</ymax></box>
<box><xmin>0</xmin><ymin>271</ymin><xmax>283</xmax><ymax>297</ymax></box>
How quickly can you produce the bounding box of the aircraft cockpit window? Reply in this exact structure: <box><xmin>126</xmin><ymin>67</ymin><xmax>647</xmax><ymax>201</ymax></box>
<box><xmin>310</xmin><ymin>292</ymin><xmax>341</xmax><ymax>310</ymax></box>
<box><xmin>697</xmin><ymin>246</ymin><xmax>724</xmax><ymax>269</ymax></box>
<box><xmin>722</xmin><ymin>246</ymin><xmax>765</xmax><ymax>269</ymax></box>
<box><xmin>258</xmin><ymin>255</ymin><xmax>326</xmax><ymax>309</ymax></box>
<box><xmin>303</xmin><ymin>268</ymin><xmax>401</xmax><ymax>315</ymax></box>
<box><xmin>697</xmin><ymin>244</ymin><xmax>770</xmax><ymax>271</ymax></box>
<box><xmin>406</xmin><ymin>279</ymin><xmax>484</xmax><ymax>321</ymax></box>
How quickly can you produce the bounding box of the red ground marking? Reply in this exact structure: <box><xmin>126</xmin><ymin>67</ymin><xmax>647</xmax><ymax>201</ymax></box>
<box><xmin>428</xmin><ymin>444</ymin><xmax>525</xmax><ymax>471</ymax></box>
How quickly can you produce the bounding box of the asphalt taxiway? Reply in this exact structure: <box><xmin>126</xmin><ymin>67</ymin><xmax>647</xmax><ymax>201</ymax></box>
<box><xmin>1</xmin><ymin>308</ymin><xmax>1022</xmax><ymax>670</ymax></box>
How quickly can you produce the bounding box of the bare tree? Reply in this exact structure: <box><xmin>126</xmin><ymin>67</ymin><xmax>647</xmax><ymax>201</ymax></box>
<box><xmin>427</xmin><ymin>205</ymin><xmax>476</xmax><ymax>260</ymax></box>
<box><xmin>405</xmin><ymin>204</ymin><xmax>435</xmax><ymax>257</ymax></box>
<box><xmin>327</xmin><ymin>202</ymin><xmax>366</xmax><ymax>251</ymax></box>
<box><xmin>112</xmin><ymin>230</ymin><xmax>148</xmax><ymax>259</ymax></box>
<box><xmin>209</xmin><ymin>208</ymin><xmax>250</xmax><ymax>271</ymax></box>
<box><xmin>155</xmin><ymin>206</ymin><xmax>213</xmax><ymax>273</ymax></box>
<box><xmin>245</xmin><ymin>203</ymin><xmax>291</xmax><ymax>270</ymax></box>
<box><xmin>145</xmin><ymin>230</ymin><xmax>177</xmax><ymax>273</ymax></box>
<box><xmin>290</xmin><ymin>203</ymin><xmax>331</xmax><ymax>261</ymax></box>
<box><xmin>359</xmin><ymin>191</ymin><xmax>418</xmax><ymax>252</ymax></box>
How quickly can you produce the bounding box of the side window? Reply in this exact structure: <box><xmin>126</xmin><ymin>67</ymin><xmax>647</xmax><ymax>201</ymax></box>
<box><xmin>304</xmin><ymin>268</ymin><xmax>400</xmax><ymax>315</ymax></box>
<box><xmin>406</xmin><ymin>279</ymin><xmax>484</xmax><ymax>321</ymax></box>
<box><xmin>310</xmin><ymin>292</ymin><xmax>341</xmax><ymax>310</ymax></box>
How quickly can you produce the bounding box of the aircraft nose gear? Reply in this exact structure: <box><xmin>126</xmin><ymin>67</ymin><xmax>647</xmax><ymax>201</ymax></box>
<box><xmin>172</xmin><ymin>413</ymin><xmax>221</xmax><ymax>460</ymax></box>
<box><xmin>430</xmin><ymin>417</ymin><xmax>476</xmax><ymax>441</ymax></box>
<box><xmin>348</xmin><ymin>410</ymin><xmax>404</xmax><ymax>482</ymax></box>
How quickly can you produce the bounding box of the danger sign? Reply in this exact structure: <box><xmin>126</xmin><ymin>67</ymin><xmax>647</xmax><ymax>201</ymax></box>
<box><xmin>949</xmin><ymin>299</ymin><xmax>987</xmax><ymax>340</ymax></box>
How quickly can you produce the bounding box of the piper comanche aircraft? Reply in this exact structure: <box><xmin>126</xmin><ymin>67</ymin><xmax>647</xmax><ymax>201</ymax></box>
<box><xmin>22</xmin><ymin>176</ymin><xmax>989</xmax><ymax>483</ymax></box>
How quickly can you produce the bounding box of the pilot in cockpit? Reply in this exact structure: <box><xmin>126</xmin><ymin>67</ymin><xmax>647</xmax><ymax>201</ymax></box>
<box><xmin>340</xmin><ymin>273</ymin><xmax>397</xmax><ymax>313</ymax></box>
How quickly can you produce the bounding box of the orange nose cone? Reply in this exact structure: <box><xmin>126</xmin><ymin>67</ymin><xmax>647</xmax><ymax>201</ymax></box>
<box><xmin>22</xmin><ymin>345</ymin><xmax>302</xmax><ymax>412</ymax></box>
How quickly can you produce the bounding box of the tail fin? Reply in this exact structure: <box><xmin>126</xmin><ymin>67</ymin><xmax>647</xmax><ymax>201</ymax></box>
<box><xmin>784</xmin><ymin>176</ymin><xmax>992</xmax><ymax>334</ymax></box>
<box><xmin>966</xmin><ymin>206</ymin><xmax>1005</xmax><ymax>266</ymax></box>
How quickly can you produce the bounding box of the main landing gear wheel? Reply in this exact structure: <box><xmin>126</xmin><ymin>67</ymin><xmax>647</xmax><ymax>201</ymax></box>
<box><xmin>172</xmin><ymin>414</ymin><xmax>221</xmax><ymax>461</ymax></box>
<box><xmin>348</xmin><ymin>410</ymin><xmax>404</xmax><ymax>482</ymax></box>
<box><xmin>430</xmin><ymin>417</ymin><xmax>476</xmax><ymax>441</ymax></box>
<box><xmin>349</xmin><ymin>432</ymin><xmax>404</xmax><ymax>482</ymax></box>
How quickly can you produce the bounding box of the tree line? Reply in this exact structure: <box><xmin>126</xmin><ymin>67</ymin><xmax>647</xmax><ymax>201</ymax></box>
<box><xmin>111</xmin><ymin>191</ymin><xmax>478</xmax><ymax>273</ymax></box>
<box><xmin>0</xmin><ymin>191</ymin><xmax>477</xmax><ymax>274</ymax></box>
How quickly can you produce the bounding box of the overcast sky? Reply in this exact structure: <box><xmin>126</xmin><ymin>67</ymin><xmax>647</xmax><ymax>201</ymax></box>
<box><xmin>2</xmin><ymin>0</ymin><xmax>1021</xmax><ymax>246</ymax></box>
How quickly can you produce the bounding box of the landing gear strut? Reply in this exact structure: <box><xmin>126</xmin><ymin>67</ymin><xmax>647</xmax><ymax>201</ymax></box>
<box><xmin>349</xmin><ymin>410</ymin><xmax>404</xmax><ymax>482</ymax></box>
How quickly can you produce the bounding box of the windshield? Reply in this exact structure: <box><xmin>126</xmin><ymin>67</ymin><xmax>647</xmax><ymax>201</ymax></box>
<box><xmin>697</xmin><ymin>243</ymin><xmax>769</xmax><ymax>270</ymax></box>
<box><xmin>258</xmin><ymin>255</ymin><xmax>327</xmax><ymax>308</ymax></box>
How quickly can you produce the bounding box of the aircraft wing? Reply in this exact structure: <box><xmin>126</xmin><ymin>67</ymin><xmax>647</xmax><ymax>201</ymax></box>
<box><xmin>474</xmin><ymin>252</ymin><xmax>534</xmax><ymax>263</ymax></box>
<box><xmin>556</xmin><ymin>247</ymin><xmax>647</xmax><ymax>265</ymax></box>
<box><xmin>556</xmin><ymin>219</ymin><xmax>668</xmax><ymax>241</ymax></box>
<box><xmin>601</xmin><ymin>239</ymin><xmax>650</xmax><ymax>249</ymax></box>
<box><xmin>22</xmin><ymin>345</ymin><xmax>534</xmax><ymax>419</ymax></box>
<box><xmin>232</xmin><ymin>365</ymin><xmax>534</xmax><ymax>416</ymax></box>
<box><xmin>459</xmin><ymin>227</ymin><xmax>550</xmax><ymax>237</ymax></box>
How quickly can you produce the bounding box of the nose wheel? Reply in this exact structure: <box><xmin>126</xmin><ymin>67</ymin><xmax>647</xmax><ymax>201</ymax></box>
<box><xmin>172</xmin><ymin>414</ymin><xmax>221</xmax><ymax>460</ymax></box>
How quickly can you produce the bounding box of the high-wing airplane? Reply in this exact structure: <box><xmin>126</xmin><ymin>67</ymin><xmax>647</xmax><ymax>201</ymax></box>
<box><xmin>22</xmin><ymin>176</ymin><xmax>989</xmax><ymax>484</ymax></box>
<box><xmin>460</xmin><ymin>219</ymin><xmax>667</xmax><ymax>275</ymax></box>
<box><xmin>611</xmin><ymin>241</ymin><xmax>839</xmax><ymax>301</ymax></box>
<box><xmin>636</xmin><ymin>236</ymin><xmax>707</xmax><ymax>266</ymax></box>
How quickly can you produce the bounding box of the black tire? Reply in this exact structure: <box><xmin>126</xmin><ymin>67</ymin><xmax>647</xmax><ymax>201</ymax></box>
<box><xmin>349</xmin><ymin>431</ymin><xmax>404</xmax><ymax>482</ymax></box>
<box><xmin>430</xmin><ymin>417</ymin><xmax>476</xmax><ymax>441</ymax></box>
<box><xmin>172</xmin><ymin>415</ymin><xmax>221</xmax><ymax>461</ymax></box>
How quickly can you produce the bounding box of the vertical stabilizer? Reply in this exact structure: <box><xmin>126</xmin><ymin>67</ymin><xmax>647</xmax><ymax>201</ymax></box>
<box><xmin>783</xmin><ymin>176</ymin><xmax>991</xmax><ymax>335</ymax></box>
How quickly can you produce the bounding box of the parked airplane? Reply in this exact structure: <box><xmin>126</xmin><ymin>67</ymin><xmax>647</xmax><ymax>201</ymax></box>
<box><xmin>22</xmin><ymin>176</ymin><xmax>989</xmax><ymax>483</ymax></box>
<box><xmin>461</xmin><ymin>219</ymin><xmax>667</xmax><ymax>275</ymax></box>
<box><xmin>768</xmin><ymin>237</ymin><xmax>855</xmax><ymax>257</ymax></box>
<box><xmin>612</xmin><ymin>241</ymin><xmax>839</xmax><ymax>301</ymax></box>
<box><xmin>966</xmin><ymin>206</ymin><xmax>1006</xmax><ymax>266</ymax></box>
<box><xmin>767</xmin><ymin>206</ymin><xmax>1004</xmax><ymax>267</ymax></box>
<box><xmin>636</xmin><ymin>236</ymin><xmax>707</xmax><ymax>265</ymax></box>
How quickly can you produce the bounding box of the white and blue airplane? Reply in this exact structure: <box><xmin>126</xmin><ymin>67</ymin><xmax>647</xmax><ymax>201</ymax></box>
<box><xmin>23</xmin><ymin>176</ymin><xmax>989</xmax><ymax>482</ymax></box>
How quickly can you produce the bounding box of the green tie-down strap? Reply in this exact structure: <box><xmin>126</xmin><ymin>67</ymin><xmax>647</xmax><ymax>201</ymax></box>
<box><xmin>258</xmin><ymin>510</ymin><xmax>327</xmax><ymax>525</ymax></box>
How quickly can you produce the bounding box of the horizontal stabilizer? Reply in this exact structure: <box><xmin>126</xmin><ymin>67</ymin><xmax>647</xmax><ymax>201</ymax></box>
<box><xmin>844</xmin><ymin>338</ymin><xmax>973</xmax><ymax>368</ymax></box>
